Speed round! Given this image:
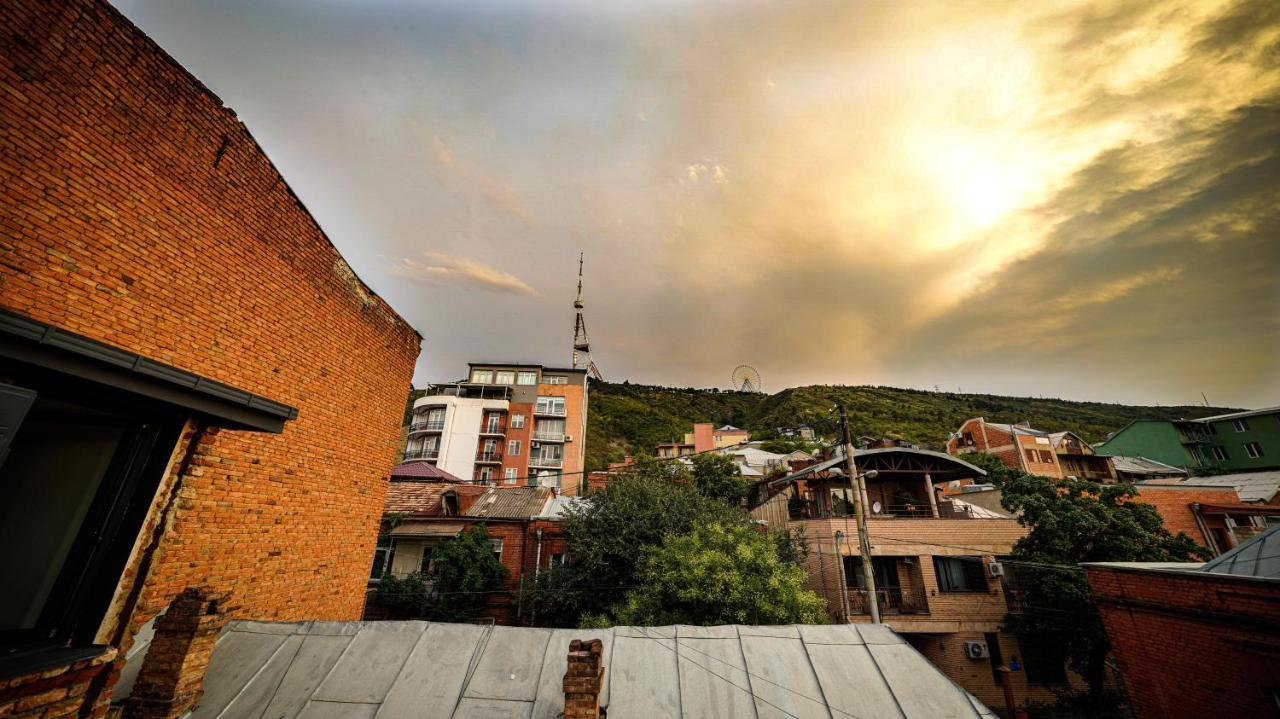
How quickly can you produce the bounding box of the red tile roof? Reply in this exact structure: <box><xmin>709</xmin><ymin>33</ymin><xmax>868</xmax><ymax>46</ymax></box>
<box><xmin>390</xmin><ymin>461</ymin><xmax>464</xmax><ymax>482</ymax></box>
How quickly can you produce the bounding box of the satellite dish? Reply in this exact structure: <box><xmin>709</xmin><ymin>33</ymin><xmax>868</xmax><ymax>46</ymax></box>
<box><xmin>731</xmin><ymin>365</ymin><xmax>763</xmax><ymax>393</ymax></box>
<box><xmin>872</xmin><ymin>501</ymin><xmax>883</xmax><ymax>515</ymax></box>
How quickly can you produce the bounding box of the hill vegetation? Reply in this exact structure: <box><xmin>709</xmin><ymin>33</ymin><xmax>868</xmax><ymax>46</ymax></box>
<box><xmin>583</xmin><ymin>381</ymin><xmax>1233</xmax><ymax>471</ymax></box>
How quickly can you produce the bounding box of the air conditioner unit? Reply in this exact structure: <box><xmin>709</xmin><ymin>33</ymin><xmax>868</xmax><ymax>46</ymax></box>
<box><xmin>964</xmin><ymin>641</ymin><xmax>990</xmax><ymax>659</ymax></box>
<box><xmin>987</xmin><ymin>562</ymin><xmax>1005</xmax><ymax>578</ymax></box>
<box><xmin>564</xmin><ymin>434</ymin><xmax>573</xmax><ymax>442</ymax></box>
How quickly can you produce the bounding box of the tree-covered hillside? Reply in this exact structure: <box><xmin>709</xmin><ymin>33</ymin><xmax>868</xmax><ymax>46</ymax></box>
<box><xmin>401</xmin><ymin>381</ymin><xmax>1233</xmax><ymax>472</ymax></box>
<box><xmin>583</xmin><ymin>381</ymin><xmax>1233</xmax><ymax>471</ymax></box>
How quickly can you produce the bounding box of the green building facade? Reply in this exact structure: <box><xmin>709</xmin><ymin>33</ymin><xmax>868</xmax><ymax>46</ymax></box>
<box><xmin>1096</xmin><ymin>408</ymin><xmax>1280</xmax><ymax>473</ymax></box>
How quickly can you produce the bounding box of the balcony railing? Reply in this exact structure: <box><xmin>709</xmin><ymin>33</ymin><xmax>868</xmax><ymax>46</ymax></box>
<box><xmin>409</xmin><ymin>420</ymin><xmax>446</xmax><ymax>432</ymax></box>
<box><xmin>534</xmin><ymin>406</ymin><xmax>567</xmax><ymax>417</ymax></box>
<box><xmin>404</xmin><ymin>448</ymin><xmax>439</xmax><ymax>461</ymax></box>
<box><xmin>531</xmin><ymin>432</ymin><xmax>566</xmax><ymax>442</ymax></box>
<box><xmin>530</xmin><ymin>456</ymin><xmax>564</xmax><ymax>468</ymax></box>
<box><xmin>475</xmin><ymin>451</ymin><xmax>503</xmax><ymax>464</ymax></box>
<box><xmin>848</xmin><ymin>587</ymin><xmax>929</xmax><ymax>616</ymax></box>
<box><xmin>480</xmin><ymin>424</ymin><xmax>507</xmax><ymax>435</ymax></box>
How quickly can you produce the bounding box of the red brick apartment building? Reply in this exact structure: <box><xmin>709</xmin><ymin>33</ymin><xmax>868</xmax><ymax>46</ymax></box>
<box><xmin>404</xmin><ymin>364</ymin><xmax>588</xmax><ymax>493</ymax></box>
<box><xmin>1083</xmin><ymin>526</ymin><xmax>1280</xmax><ymax>719</ymax></box>
<box><xmin>751</xmin><ymin>447</ymin><xmax>1086</xmax><ymax>710</ymax></box>
<box><xmin>368</xmin><ymin>481</ymin><xmax>574</xmax><ymax>624</ymax></box>
<box><xmin>0</xmin><ymin>1</ymin><xmax>419</xmax><ymax>715</ymax></box>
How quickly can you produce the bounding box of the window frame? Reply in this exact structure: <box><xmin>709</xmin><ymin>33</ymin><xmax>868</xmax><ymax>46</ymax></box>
<box><xmin>494</xmin><ymin>371</ymin><xmax>515</xmax><ymax>385</ymax></box>
<box><xmin>470</xmin><ymin>369</ymin><xmax>493</xmax><ymax>384</ymax></box>
<box><xmin>510</xmin><ymin>414</ymin><xmax>525</xmax><ymax>429</ymax></box>
<box><xmin>1233</xmin><ymin>419</ymin><xmax>1249</xmax><ymax>432</ymax></box>
<box><xmin>508</xmin><ymin>440</ymin><xmax>521</xmax><ymax>456</ymax></box>
<box><xmin>1244</xmin><ymin>441</ymin><xmax>1264</xmax><ymax>459</ymax></box>
<box><xmin>504</xmin><ymin>468</ymin><xmax>518</xmax><ymax>483</ymax></box>
<box><xmin>1211</xmin><ymin>446</ymin><xmax>1229</xmax><ymax>462</ymax></box>
<box><xmin>516</xmin><ymin>371</ymin><xmax>537</xmax><ymax>386</ymax></box>
<box><xmin>932</xmin><ymin>556</ymin><xmax>987</xmax><ymax>593</ymax></box>
<box><xmin>543</xmin><ymin>375</ymin><xmax>567</xmax><ymax>385</ymax></box>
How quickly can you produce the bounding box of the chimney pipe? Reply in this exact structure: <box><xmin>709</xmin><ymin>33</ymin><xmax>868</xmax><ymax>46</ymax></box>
<box><xmin>563</xmin><ymin>638</ymin><xmax>605</xmax><ymax>719</ymax></box>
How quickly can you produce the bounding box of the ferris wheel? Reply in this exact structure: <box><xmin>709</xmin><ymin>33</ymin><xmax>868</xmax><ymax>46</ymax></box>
<box><xmin>731</xmin><ymin>365</ymin><xmax>762</xmax><ymax>393</ymax></box>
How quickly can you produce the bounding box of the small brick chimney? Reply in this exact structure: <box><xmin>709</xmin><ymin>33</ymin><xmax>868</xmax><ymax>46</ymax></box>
<box><xmin>563</xmin><ymin>638</ymin><xmax>605</xmax><ymax>719</ymax></box>
<box><xmin>124</xmin><ymin>587</ymin><xmax>232</xmax><ymax>719</ymax></box>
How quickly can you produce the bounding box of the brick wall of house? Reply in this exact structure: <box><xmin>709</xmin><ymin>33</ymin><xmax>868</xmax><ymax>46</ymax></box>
<box><xmin>1126</xmin><ymin>485</ymin><xmax>1238</xmax><ymax>549</ymax></box>
<box><xmin>1085</xmin><ymin>564</ymin><xmax>1280</xmax><ymax>719</ymax></box>
<box><xmin>1</xmin><ymin>0</ymin><xmax>419</xmax><ymax>712</ymax></box>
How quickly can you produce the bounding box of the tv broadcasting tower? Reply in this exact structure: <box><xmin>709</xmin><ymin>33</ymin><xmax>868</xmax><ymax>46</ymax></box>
<box><xmin>572</xmin><ymin>253</ymin><xmax>603</xmax><ymax>380</ymax></box>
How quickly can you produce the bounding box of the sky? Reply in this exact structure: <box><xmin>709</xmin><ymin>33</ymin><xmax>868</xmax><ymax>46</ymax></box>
<box><xmin>115</xmin><ymin>0</ymin><xmax>1280</xmax><ymax>407</ymax></box>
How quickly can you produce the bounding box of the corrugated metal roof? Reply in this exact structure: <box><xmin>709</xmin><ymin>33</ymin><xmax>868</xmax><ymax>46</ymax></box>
<box><xmin>1110</xmin><ymin>455</ymin><xmax>1187</xmax><ymax>476</ymax></box>
<box><xmin>1138</xmin><ymin>471</ymin><xmax>1280</xmax><ymax>503</ymax></box>
<box><xmin>465</xmin><ymin>486</ymin><xmax>553</xmax><ymax>519</ymax></box>
<box><xmin>1189</xmin><ymin>406</ymin><xmax>1279</xmax><ymax>423</ymax></box>
<box><xmin>1199</xmin><ymin>524</ymin><xmax>1280</xmax><ymax>579</ymax></box>
<box><xmin>125</xmin><ymin>621</ymin><xmax>996</xmax><ymax>718</ymax></box>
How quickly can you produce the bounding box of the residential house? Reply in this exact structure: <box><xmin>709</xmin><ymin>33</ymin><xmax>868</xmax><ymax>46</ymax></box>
<box><xmin>946</xmin><ymin>418</ymin><xmax>1115</xmax><ymax>481</ymax></box>
<box><xmin>749</xmin><ymin>446</ymin><xmax>1078</xmax><ymax>710</ymax></box>
<box><xmin>778</xmin><ymin>424</ymin><xmax>817</xmax><ymax>440</ymax></box>
<box><xmin>0</xmin><ymin>1</ymin><xmax>419</xmax><ymax>714</ymax></box>
<box><xmin>1083</xmin><ymin>525</ymin><xmax>1280</xmax><ymax>719</ymax></box>
<box><xmin>655</xmin><ymin>423</ymin><xmax>749</xmax><ymax>457</ymax></box>
<box><xmin>1094</xmin><ymin>406</ymin><xmax>1280</xmax><ymax>472</ymax></box>
<box><xmin>1137</xmin><ymin>470</ymin><xmax>1280</xmax><ymax>505</ymax></box>
<box><xmin>405</xmin><ymin>363</ymin><xmax>589</xmax><ymax>493</ymax></box>
<box><xmin>368</xmin><ymin>481</ymin><xmax>571</xmax><ymax>624</ymax></box>
<box><xmin>115</xmin><ymin>620</ymin><xmax>1002</xmax><ymax>718</ymax></box>
<box><xmin>1110</xmin><ymin>455</ymin><xmax>1188</xmax><ymax>482</ymax></box>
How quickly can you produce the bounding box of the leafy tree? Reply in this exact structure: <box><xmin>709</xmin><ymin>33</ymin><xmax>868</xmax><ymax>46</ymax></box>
<box><xmin>539</xmin><ymin>458</ymin><xmax>744</xmax><ymax>624</ymax></box>
<box><xmin>999</xmin><ymin>475</ymin><xmax>1205</xmax><ymax>701</ymax></box>
<box><xmin>690</xmin><ymin>452</ymin><xmax>753</xmax><ymax>504</ymax></box>
<box><xmin>607</xmin><ymin>522</ymin><xmax>828</xmax><ymax>626</ymax></box>
<box><xmin>375</xmin><ymin>525</ymin><xmax>507</xmax><ymax>622</ymax></box>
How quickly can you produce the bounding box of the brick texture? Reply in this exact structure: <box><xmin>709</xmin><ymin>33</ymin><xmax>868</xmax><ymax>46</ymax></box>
<box><xmin>1</xmin><ymin>0</ymin><xmax>419</xmax><ymax>713</ymax></box>
<box><xmin>1085</xmin><ymin>564</ymin><xmax>1280</xmax><ymax>719</ymax></box>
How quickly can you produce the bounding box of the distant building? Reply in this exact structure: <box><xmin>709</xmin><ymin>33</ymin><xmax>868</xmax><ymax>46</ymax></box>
<box><xmin>404</xmin><ymin>363</ymin><xmax>589</xmax><ymax>493</ymax></box>
<box><xmin>750</xmin><ymin>447</ymin><xmax>1083</xmax><ymax>710</ymax></box>
<box><xmin>1083</xmin><ymin>526</ymin><xmax>1280</xmax><ymax>719</ymax></box>
<box><xmin>656</xmin><ymin>422</ymin><xmax>749</xmax><ymax>457</ymax></box>
<box><xmin>1094</xmin><ymin>407</ymin><xmax>1280</xmax><ymax>472</ymax></box>
<box><xmin>946</xmin><ymin>418</ymin><xmax>1115</xmax><ymax>481</ymax></box>
<box><xmin>778</xmin><ymin>424</ymin><xmax>817</xmax><ymax>440</ymax></box>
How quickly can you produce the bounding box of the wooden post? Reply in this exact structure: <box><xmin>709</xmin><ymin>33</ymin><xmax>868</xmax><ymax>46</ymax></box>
<box><xmin>839</xmin><ymin>404</ymin><xmax>879</xmax><ymax>624</ymax></box>
<box><xmin>924</xmin><ymin>472</ymin><xmax>940</xmax><ymax>518</ymax></box>
<box><xmin>996</xmin><ymin>665</ymin><xmax>1017</xmax><ymax>719</ymax></box>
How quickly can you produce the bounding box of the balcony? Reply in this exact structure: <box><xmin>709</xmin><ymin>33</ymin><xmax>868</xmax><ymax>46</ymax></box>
<box><xmin>534</xmin><ymin>405</ymin><xmax>567</xmax><ymax>417</ymax></box>
<box><xmin>531</xmin><ymin>432</ymin><xmax>566</xmax><ymax>443</ymax></box>
<box><xmin>408</xmin><ymin>420</ymin><xmax>446</xmax><ymax>433</ymax></box>
<box><xmin>479</xmin><ymin>424</ymin><xmax>507</xmax><ymax>436</ymax></box>
<box><xmin>530</xmin><ymin>456</ymin><xmax>564</xmax><ymax>468</ymax></box>
<box><xmin>475</xmin><ymin>451</ymin><xmax>503</xmax><ymax>464</ymax></box>
<box><xmin>848</xmin><ymin>587</ymin><xmax>929</xmax><ymax>616</ymax></box>
<box><xmin>403</xmin><ymin>448</ymin><xmax>439</xmax><ymax>461</ymax></box>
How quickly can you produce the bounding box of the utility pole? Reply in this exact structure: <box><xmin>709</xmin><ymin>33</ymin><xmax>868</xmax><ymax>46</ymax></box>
<box><xmin>838</xmin><ymin>404</ymin><xmax>879</xmax><ymax>623</ymax></box>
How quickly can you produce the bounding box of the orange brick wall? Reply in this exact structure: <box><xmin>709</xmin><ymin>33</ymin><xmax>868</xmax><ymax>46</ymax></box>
<box><xmin>539</xmin><ymin>383</ymin><xmax>587</xmax><ymax>494</ymax></box>
<box><xmin>1085</xmin><ymin>564</ymin><xmax>1280</xmax><ymax>719</ymax></box>
<box><xmin>1126</xmin><ymin>486</ymin><xmax>1238</xmax><ymax>548</ymax></box>
<box><xmin>1</xmin><ymin>0</ymin><xmax>419</xmax><ymax>638</ymax></box>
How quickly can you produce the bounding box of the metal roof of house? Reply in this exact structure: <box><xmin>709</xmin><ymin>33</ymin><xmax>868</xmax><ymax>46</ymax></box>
<box><xmin>125</xmin><ymin>620</ymin><xmax>996</xmax><ymax>718</ymax></box>
<box><xmin>465</xmin><ymin>486</ymin><xmax>554</xmax><ymax>519</ymax></box>
<box><xmin>1110</xmin><ymin>455</ymin><xmax>1187</xmax><ymax>476</ymax></box>
<box><xmin>390</xmin><ymin>461</ymin><xmax>466</xmax><ymax>482</ymax></box>
<box><xmin>1138</xmin><ymin>471</ymin><xmax>1280</xmax><ymax>503</ymax></box>
<box><xmin>1198</xmin><ymin>524</ymin><xmax>1280</xmax><ymax>579</ymax></box>
<box><xmin>534</xmin><ymin>495</ymin><xmax>586</xmax><ymax>519</ymax></box>
<box><xmin>1189</xmin><ymin>406</ymin><xmax>1279</xmax><ymax>423</ymax></box>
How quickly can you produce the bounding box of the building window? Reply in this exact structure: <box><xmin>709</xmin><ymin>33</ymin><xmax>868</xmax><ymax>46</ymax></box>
<box><xmin>490</xmin><ymin>538</ymin><xmax>504</xmax><ymax>562</ymax></box>
<box><xmin>549</xmin><ymin>553</ymin><xmax>568</xmax><ymax>568</ymax></box>
<box><xmin>485</xmin><ymin>413</ymin><xmax>502</xmax><ymax>433</ymax></box>
<box><xmin>424</xmin><ymin>407</ymin><xmax>446</xmax><ymax>430</ymax></box>
<box><xmin>419</xmin><ymin>546</ymin><xmax>436</xmax><ymax>575</ymax></box>
<box><xmin>470</xmin><ymin>369</ymin><xmax>494</xmax><ymax>384</ymax></box>
<box><xmin>510</xmin><ymin>414</ymin><xmax>525</xmax><ymax>429</ymax></box>
<box><xmin>495</xmin><ymin>370</ymin><xmax>515</xmax><ymax>385</ymax></box>
<box><xmin>1244</xmin><ymin>441</ymin><xmax>1264</xmax><ymax>459</ymax></box>
<box><xmin>370</xmin><ymin>537</ymin><xmax>394</xmax><ymax>581</ymax></box>
<box><xmin>477</xmin><ymin>466</ymin><xmax>493</xmax><ymax>483</ymax></box>
<box><xmin>534</xmin><ymin>418</ymin><xmax>566</xmax><ymax>441</ymax></box>
<box><xmin>933</xmin><ymin>556</ymin><xmax>987</xmax><ymax>592</ymax></box>
<box><xmin>508</xmin><ymin>440</ymin><xmax>521</xmax><ymax>456</ymax></box>
<box><xmin>516</xmin><ymin>371</ymin><xmax>537</xmax><ymax>385</ymax></box>
<box><xmin>504</xmin><ymin>468</ymin><xmax>518</xmax><ymax>483</ymax></box>
<box><xmin>543</xmin><ymin>375</ymin><xmax>567</xmax><ymax>385</ymax></box>
<box><xmin>1210</xmin><ymin>446</ymin><xmax>1229</xmax><ymax>462</ymax></box>
<box><xmin>1233</xmin><ymin>419</ymin><xmax>1249</xmax><ymax>432</ymax></box>
<box><xmin>535</xmin><ymin>470</ymin><xmax>561</xmax><ymax>488</ymax></box>
<box><xmin>535</xmin><ymin>396</ymin><xmax>566</xmax><ymax>416</ymax></box>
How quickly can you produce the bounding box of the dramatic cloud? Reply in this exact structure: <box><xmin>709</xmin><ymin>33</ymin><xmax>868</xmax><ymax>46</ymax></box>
<box><xmin>386</xmin><ymin>252</ymin><xmax>537</xmax><ymax>295</ymax></box>
<box><xmin>117</xmin><ymin>0</ymin><xmax>1279</xmax><ymax>405</ymax></box>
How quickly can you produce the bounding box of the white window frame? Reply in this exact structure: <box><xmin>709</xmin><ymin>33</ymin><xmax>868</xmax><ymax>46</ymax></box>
<box><xmin>1233</xmin><ymin>419</ymin><xmax>1249</xmax><ymax>432</ymax></box>
<box><xmin>490</xmin><ymin>538</ymin><xmax>504</xmax><ymax>562</ymax></box>
<box><xmin>508</xmin><ymin>439</ymin><xmax>521</xmax><ymax>456</ymax></box>
<box><xmin>495</xmin><ymin>370</ymin><xmax>515</xmax><ymax>385</ymax></box>
<box><xmin>510</xmin><ymin>414</ymin><xmax>525</xmax><ymax>429</ymax></box>
<box><xmin>1210</xmin><ymin>446</ymin><xmax>1229</xmax><ymax>462</ymax></box>
<box><xmin>470</xmin><ymin>369</ymin><xmax>493</xmax><ymax>384</ymax></box>
<box><xmin>504</xmin><ymin>468</ymin><xmax>518</xmax><ymax>483</ymax></box>
<box><xmin>516</xmin><ymin>371</ymin><xmax>537</xmax><ymax>385</ymax></box>
<box><xmin>536</xmin><ymin>396</ymin><xmax>566</xmax><ymax>415</ymax></box>
<box><xmin>485</xmin><ymin>413</ymin><xmax>502</xmax><ymax>433</ymax></box>
<box><xmin>1244</xmin><ymin>441</ymin><xmax>1264</xmax><ymax>459</ymax></box>
<box><xmin>544</xmin><ymin>375</ymin><xmax>568</xmax><ymax>385</ymax></box>
<box><xmin>478</xmin><ymin>466</ymin><xmax>493</xmax><ymax>483</ymax></box>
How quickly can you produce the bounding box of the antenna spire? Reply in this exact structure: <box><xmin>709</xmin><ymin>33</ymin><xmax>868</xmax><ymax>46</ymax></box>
<box><xmin>572</xmin><ymin>252</ymin><xmax>603</xmax><ymax>380</ymax></box>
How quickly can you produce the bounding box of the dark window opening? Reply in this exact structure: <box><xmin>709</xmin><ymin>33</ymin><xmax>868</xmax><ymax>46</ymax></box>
<box><xmin>1018</xmin><ymin>634</ymin><xmax>1069</xmax><ymax>684</ymax></box>
<box><xmin>933</xmin><ymin>556</ymin><xmax>987</xmax><ymax>592</ymax></box>
<box><xmin>0</xmin><ymin>367</ymin><xmax>185</xmax><ymax>667</ymax></box>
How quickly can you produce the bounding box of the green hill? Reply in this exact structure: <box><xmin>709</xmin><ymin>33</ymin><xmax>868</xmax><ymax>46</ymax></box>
<box><xmin>582</xmin><ymin>381</ymin><xmax>1234</xmax><ymax>471</ymax></box>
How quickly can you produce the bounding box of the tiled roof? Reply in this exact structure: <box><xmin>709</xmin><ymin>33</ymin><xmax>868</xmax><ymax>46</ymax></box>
<box><xmin>390</xmin><ymin>461</ymin><xmax>464</xmax><ymax>482</ymax></box>
<box><xmin>383</xmin><ymin>481</ymin><xmax>484</xmax><ymax>515</ymax></box>
<box><xmin>119</xmin><ymin>621</ymin><xmax>997</xmax><ymax>718</ymax></box>
<box><xmin>465</xmin><ymin>486</ymin><xmax>553</xmax><ymax>519</ymax></box>
<box><xmin>1199</xmin><ymin>524</ymin><xmax>1280</xmax><ymax>579</ymax></box>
